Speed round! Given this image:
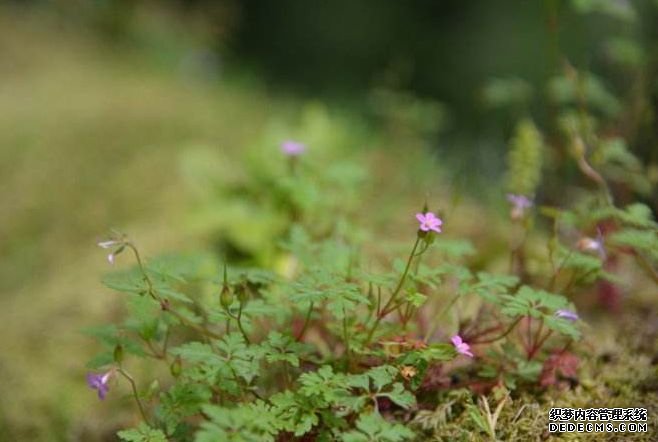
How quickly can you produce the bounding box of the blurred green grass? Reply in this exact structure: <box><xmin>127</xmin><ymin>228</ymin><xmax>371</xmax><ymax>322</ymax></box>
<box><xmin>0</xmin><ymin>9</ymin><xmax>275</xmax><ymax>440</ymax></box>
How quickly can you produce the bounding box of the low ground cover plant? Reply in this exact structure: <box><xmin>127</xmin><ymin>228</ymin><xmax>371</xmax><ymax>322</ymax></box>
<box><xmin>87</xmin><ymin>124</ymin><xmax>658</xmax><ymax>441</ymax></box>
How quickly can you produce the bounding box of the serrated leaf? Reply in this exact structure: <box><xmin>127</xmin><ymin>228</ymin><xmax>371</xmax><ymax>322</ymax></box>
<box><xmin>117</xmin><ymin>423</ymin><xmax>167</xmax><ymax>442</ymax></box>
<box><xmin>381</xmin><ymin>383</ymin><xmax>416</xmax><ymax>409</ymax></box>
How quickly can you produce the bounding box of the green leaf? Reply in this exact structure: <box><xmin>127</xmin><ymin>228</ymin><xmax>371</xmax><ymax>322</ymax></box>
<box><xmin>171</xmin><ymin>342</ymin><xmax>223</xmax><ymax>365</ymax></box>
<box><xmin>117</xmin><ymin>423</ymin><xmax>167</xmax><ymax>442</ymax></box>
<box><xmin>261</xmin><ymin>331</ymin><xmax>304</xmax><ymax>367</ymax></box>
<box><xmin>367</xmin><ymin>365</ymin><xmax>397</xmax><ymax>391</ymax></box>
<box><xmin>195</xmin><ymin>402</ymin><xmax>278</xmax><ymax>442</ymax></box>
<box><xmin>158</xmin><ymin>382</ymin><xmax>212</xmax><ymax>435</ymax></box>
<box><xmin>341</xmin><ymin>413</ymin><xmax>415</xmax><ymax>442</ymax></box>
<box><xmin>501</xmin><ymin>286</ymin><xmax>569</xmax><ymax>318</ymax></box>
<box><xmin>270</xmin><ymin>391</ymin><xmax>321</xmax><ymax>436</ymax></box>
<box><xmin>405</xmin><ymin>292</ymin><xmax>427</xmax><ymax>308</ymax></box>
<box><xmin>610</xmin><ymin>229</ymin><xmax>658</xmax><ymax>262</ymax></box>
<box><xmin>543</xmin><ymin>316</ymin><xmax>581</xmax><ymax>340</ymax></box>
<box><xmin>466</xmin><ymin>404</ymin><xmax>489</xmax><ymax>436</ymax></box>
<box><xmin>381</xmin><ymin>383</ymin><xmax>416</xmax><ymax>409</ymax></box>
<box><xmin>434</xmin><ymin>238</ymin><xmax>477</xmax><ymax>259</ymax></box>
<box><xmin>472</xmin><ymin>272</ymin><xmax>519</xmax><ymax>305</ymax></box>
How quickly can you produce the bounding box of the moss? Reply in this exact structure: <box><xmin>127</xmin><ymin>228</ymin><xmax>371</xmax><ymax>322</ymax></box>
<box><xmin>414</xmin><ymin>309</ymin><xmax>658</xmax><ymax>441</ymax></box>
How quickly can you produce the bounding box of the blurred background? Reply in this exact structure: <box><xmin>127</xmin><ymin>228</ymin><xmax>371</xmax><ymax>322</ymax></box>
<box><xmin>1</xmin><ymin>0</ymin><xmax>657</xmax><ymax>440</ymax></box>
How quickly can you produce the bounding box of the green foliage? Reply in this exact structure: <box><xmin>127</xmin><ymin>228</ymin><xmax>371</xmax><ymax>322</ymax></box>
<box><xmin>118</xmin><ymin>423</ymin><xmax>168</xmax><ymax>442</ymax></box>
<box><xmin>506</xmin><ymin>118</ymin><xmax>543</xmax><ymax>196</ymax></box>
<box><xmin>86</xmin><ymin>67</ymin><xmax>657</xmax><ymax>439</ymax></box>
<box><xmin>340</xmin><ymin>413</ymin><xmax>415</xmax><ymax>442</ymax></box>
<box><xmin>195</xmin><ymin>402</ymin><xmax>279</xmax><ymax>442</ymax></box>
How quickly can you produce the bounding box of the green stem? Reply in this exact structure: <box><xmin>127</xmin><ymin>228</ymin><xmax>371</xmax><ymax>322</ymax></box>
<box><xmin>365</xmin><ymin>237</ymin><xmax>421</xmax><ymax>345</ymax></box>
<box><xmin>549</xmin><ymin>249</ymin><xmax>573</xmax><ymax>291</ymax></box>
<box><xmin>423</xmin><ymin>292</ymin><xmax>461</xmax><ymax>342</ymax></box>
<box><xmin>235</xmin><ymin>301</ymin><xmax>250</xmax><ymax>344</ymax></box>
<box><xmin>117</xmin><ymin>368</ymin><xmax>151</xmax><ymax>426</ymax></box>
<box><xmin>127</xmin><ymin>243</ymin><xmax>221</xmax><ymax>340</ymax></box>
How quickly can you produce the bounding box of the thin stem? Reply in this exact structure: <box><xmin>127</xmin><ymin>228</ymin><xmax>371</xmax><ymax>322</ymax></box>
<box><xmin>528</xmin><ymin>318</ymin><xmax>545</xmax><ymax>360</ymax></box>
<box><xmin>549</xmin><ymin>249</ymin><xmax>573</xmax><ymax>291</ymax></box>
<box><xmin>162</xmin><ymin>328</ymin><xmax>171</xmax><ymax>360</ymax></box>
<box><xmin>472</xmin><ymin>317</ymin><xmax>523</xmax><ymax>345</ymax></box>
<box><xmin>528</xmin><ymin>329</ymin><xmax>553</xmax><ymax>359</ymax></box>
<box><xmin>423</xmin><ymin>292</ymin><xmax>460</xmax><ymax>342</ymax></box>
<box><xmin>296</xmin><ymin>302</ymin><xmax>314</xmax><ymax>341</ymax></box>
<box><xmin>142</xmin><ymin>338</ymin><xmax>164</xmax><ymax>360</ymax></box>
<box><xmin>375</xmin><ymin>286</ymin><xmax>382</xmax><ymax>316</ymax></box>
<box><xmin>126</xmin><ymin>243</ymin><xmax>156</xmax><ymax>299</ymax></box>
<box><xmin>117</xmin><ymin>368</ymin><xmax>151</xmax><ymax>426</ymax></box>
<box><xmin>365</xmin><ymin>237</ymin><xmax>421</xmax><ymax>345</ymax></box>
<box><xmin>127</xmin><ymin>243</ymin><xmax>221</xmax><ymax>339</ymax></box>
<box><xmin>561</xmin><ymin>267</ymin><xmax>597</xmax><ymax>294</ymax></box>
<box><xmin>509</xmin><ymin>222</ymin><xmax>529</xmax><ymax>277</ymax></box>
<box><xmin>342</xmin><ymin>308</ymin><xmax>351</xmax><ymax>368</ymax></box>
<box><xmin>465</xmin><ymin>324</ymin><xmax>503</xmax><ymax>342</ymax></box>
<box><xmin>235</xmin><ymin>301</ymin><xmax>250</xmax><ymax>344</ymax></box>
<box><xmin>526</xmin><ymin>316</ymin><xmax>533</xmax><ymax>355</ymax></box>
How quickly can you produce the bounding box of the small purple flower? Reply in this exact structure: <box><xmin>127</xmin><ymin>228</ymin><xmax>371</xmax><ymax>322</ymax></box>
<box><xmin>281</xmin><ymin>140</ymin><xmax>306</xmax><ymax>156</ymax></box>
<box><xmin>416</xmin><ymin>212</ymin><xmax>443</xmax><ymax>233</ymax></box>
<box><xmin>451</xmin><ymin>335</ymin><xmax>474</xmax><ymax>358</ymax></box>
<box><xmin>87</xmin><ymin>371</ymin><xmax>113</xmax><ymax>400</ymax></box>
<box><xmin>576</xmin><ymin>228</ymin><xmax>606</xmax><ymax>260</ymax></box>
<box><xmin>506</xmin><ymin>194</ymin><xmax>533</xmax><ymax>220</ymax></box>
<box><xmin>555</xmin><ymin>309</ymin><xmax>579</xmax><ymax>321</ymax></box>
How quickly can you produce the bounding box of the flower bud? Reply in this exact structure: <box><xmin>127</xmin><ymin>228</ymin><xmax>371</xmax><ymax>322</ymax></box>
<box><xmin>220</xmin><ymin>284</ymin><xmax>234</xmax><ymax>310</ymax></box>
<box><xmin>170</xmin><ymin>356</ymin><xmax>182</xmax><ymax>378</ymax></box>
<box><xmin>236</xmin><ymin>282</ymin><xmax>249</xmax><ymax>304</ymax></box>
<box><xmin>113</xmin><ymin>344</ymin><xmax>124</xmax><ymax>364</ymax></box>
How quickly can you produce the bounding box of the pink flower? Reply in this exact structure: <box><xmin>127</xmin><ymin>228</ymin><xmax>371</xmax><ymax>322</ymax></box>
<box><xmin>451</xmin><ymin>335</ymin><xmax>474</xmax><ymax>358</ymax></box>
<box><xmin>281</xmin><ymin>140</ymin><xmax>306</xmax><ymax>156</ymax></box>
<box><xmin>416</xmin><ymin>212</ymin><xmax>443</xmax><ymax>233</ymax></box>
